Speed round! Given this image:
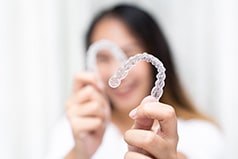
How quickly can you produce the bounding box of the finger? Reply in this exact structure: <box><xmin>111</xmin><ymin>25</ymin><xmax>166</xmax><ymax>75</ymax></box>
<box><xmin>71</xmin><ymin>117</ymin><xmax>105</xmax><ymax>133</ymax></box>
<box><xmin>125</xmin><ymin>129</ymin><xmax>168</xmax><ymax>158</ymax></box>
<box><xmin>130</xmin><ymin>96</ymin><xmax>177</xmax><ymax>139</ymax></box>
<box><xmin>74</xmin><ymin>85</ymin><xmax>104</xmax><ymax>103</ymax></box>
<box><xmin>73</xmin><ymin>72</ymin><xmax>104</xmax><ymax>93</ymax></box>
<box><xmin>67</xmin><ymin>101</ymin><xmax>106</xmax><ymax>119</ymax></box>
<box><xmin>66</xmin><ymin>85</ymin><xmax>107</xmax><ymax>110</ymax></box>
<box><xmin>141</xmin><ymin>95</ymin><xmax>157</xmax><ymax>104</ymax></box>
<box><xmin>129</xmin><ymin>96</ymin><xmax>157</xmax><ymax>130</ymax></box>
<box><xmin>124</xmin><ymin>151</ymin><xmax>153</xmax><ymax>159</ymax></box>
<box><xmin>66</xmin><ymin>87</ymin><xmax>110</xmax><ymax>122</ymax></box>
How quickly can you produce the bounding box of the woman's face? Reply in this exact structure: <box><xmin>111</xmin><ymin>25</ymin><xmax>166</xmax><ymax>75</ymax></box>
<box><xmin>90</xmin><ymin>17</ymin><xmax>154</xmax><ymax>112</ymax></box>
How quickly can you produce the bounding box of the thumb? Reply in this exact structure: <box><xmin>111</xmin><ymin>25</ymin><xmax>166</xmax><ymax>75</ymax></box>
<box><xmin>141</xmin><ymin>95</ymin><xmax>157</xmax><ymax>104</ymax></box>
<box><xmin>129</xmin><ymin>96</ymin><xmax>157</xmax><ymax>130</ymax></box>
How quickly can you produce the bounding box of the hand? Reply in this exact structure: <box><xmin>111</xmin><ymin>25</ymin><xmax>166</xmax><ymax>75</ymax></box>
<box><xmin>124</xmin><ymin>96</ymin><xmax>182</xmax><ymax>159</ymax></box>
<box><xmin>65</xmin><ymin>72</ymin><xmax>110</xmax><ymax>159</ymax></box>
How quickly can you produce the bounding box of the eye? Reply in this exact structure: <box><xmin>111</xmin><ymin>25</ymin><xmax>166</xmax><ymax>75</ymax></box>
<box><xmin>96</xmin><ymin>51</ymin><xmax>113</xmax><ymax>63</ymax></box>
<box><xmin>97</xmin><ymin>54</ymin><xmax>110</xmax><ymax>63</ymax></box>
<box><xmin>124</xmin><ymin>51</ymin><xmax>135</xmax><ymax>58</ymax></box>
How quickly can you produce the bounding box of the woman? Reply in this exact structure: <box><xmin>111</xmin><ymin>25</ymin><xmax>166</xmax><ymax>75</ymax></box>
<box><xmin>48</xmin><ymin>4</ymin><xmax>224</xmax><ymax>159</ymax></box>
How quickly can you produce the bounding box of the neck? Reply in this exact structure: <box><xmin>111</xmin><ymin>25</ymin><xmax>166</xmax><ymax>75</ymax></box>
<box><xmin>111</xmin><ymin>109</ymin><xmax>134</xmax><ymax>135</ymax></box>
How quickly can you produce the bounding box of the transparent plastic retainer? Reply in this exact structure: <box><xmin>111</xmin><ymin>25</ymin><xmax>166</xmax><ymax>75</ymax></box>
<box><xmin>86</xmin><ymin>39</ymin><xmax>127</xmax><ymax>71</ymax></box>
<box><xmin>108</xmin><ymin>52</ymin><xmax>166</xmax><ymax>102</ymax></box>
<box><xmin>86</xmin><ymin>40</ymin><xmax>166</xmax><ymax>102</ymax></box>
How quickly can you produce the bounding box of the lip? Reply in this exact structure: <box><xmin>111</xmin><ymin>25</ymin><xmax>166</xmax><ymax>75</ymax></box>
<box><xmin>111</xmin><ymin>80</ymin><xmax>137</xmax><ymax>98</ymax></box>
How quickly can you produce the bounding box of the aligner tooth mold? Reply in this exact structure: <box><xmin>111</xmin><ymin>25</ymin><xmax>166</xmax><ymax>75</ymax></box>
<box><xmin>86</xmin><ymin>40</ymin><xmax>127</xmax><ymax>71</ymax></box>
<box><xmin>108</xmin><ymin>52</ymin><xmax>166</xmax><ymax>102</ymax></box>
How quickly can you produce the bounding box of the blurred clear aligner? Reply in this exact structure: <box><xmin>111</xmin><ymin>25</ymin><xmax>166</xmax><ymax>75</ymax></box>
<box><xmin>109</xmin><ymin>52</ymin><xmax>166</xmax><ymax>102</ymax></box>
<box><xmin>86</xmin><ymin>39</ymin><xmax>127</xmax><ymax>71</ymax></box>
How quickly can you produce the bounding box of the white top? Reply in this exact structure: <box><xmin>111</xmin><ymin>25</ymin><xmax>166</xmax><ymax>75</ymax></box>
<box><xmin>46</xmin><ymin>116</ymin><xmax>225</xmax><ymax>159</ymax></box>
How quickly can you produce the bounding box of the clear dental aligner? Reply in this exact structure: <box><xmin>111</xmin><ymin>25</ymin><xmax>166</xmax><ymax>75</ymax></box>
<box><xmin>86</xmin><ymin>39</ymin><xmax>127</xmax><ymax>71</ymax></box>
<box><xmin>109</xmin><ymin>52</ymin><xmax>166</xmax><ymax>102</ymax></box>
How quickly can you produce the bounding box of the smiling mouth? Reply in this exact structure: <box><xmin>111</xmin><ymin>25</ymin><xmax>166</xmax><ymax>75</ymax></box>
<box><xmin>112</xmin><ymin>81</ymin><xmax>137</xmax><ymax>97</ymax></box>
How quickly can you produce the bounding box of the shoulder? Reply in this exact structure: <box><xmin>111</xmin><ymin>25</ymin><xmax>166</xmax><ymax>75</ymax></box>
<box><xmin>178</xmin><ymin>118</ymin><xmax>222</xmax><ymax>132</ymax></box>
<box><xmin>46</xmin><ymin>115</ymin><xmax>75</xmax><ymax>159</ymax></box>
<box><xmin>178</xmin><ymin>118</ymin><xmax>224</xmax><ymax>140</ymax></box>
<box><xmin>177</xmin><ymin>118</ymin><xmax>225</xmax><ymax>159</ymax></box>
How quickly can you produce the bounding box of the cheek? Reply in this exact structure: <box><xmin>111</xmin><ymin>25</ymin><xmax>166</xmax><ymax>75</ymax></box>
<box><xmin>126</xmin><ymin>62</ymin><xmax>154</xmax><ymax>103</ymax></box>
<box><xmin>133</xmin><ymin>62</ymin><xmax>153</xmax><ymax>79</ymax></box>
<box><xmin>98</xmin><ymin>67</ymin><xmax>112</xmax><ymax>85</ymax></box>
<box><xmin>97</xmin><ymin>61</ymin><xmax>122</xmax><ymax>85</ymax></box>
<box><xmin>138</xmin><ymin>64</ymin><xmax>154</xmax><ymax>96</ymax></box>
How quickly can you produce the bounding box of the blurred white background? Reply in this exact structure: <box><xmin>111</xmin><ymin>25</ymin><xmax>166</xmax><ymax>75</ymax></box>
<box><xmin>0</xmin><ymin>0</ymin><xmax>237</xmax><ymax>158</ymax></box>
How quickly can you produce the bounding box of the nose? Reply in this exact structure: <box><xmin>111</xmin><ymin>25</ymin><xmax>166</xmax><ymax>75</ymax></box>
<box><xmin>104</xmin><ymin>59</ymin><xmax>123</xmax><ymax>78</ymax></box>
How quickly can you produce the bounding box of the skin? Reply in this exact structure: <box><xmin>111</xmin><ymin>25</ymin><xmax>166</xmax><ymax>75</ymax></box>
<box><xmin>65</xmin><ymin>17</ymin><xmax>186</xmax><ymax>159</ymax></box>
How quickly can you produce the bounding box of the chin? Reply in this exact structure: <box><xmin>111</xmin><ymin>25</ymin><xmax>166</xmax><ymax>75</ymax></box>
<box><xmin>111</xmin><ymin>95</ymin><xmax>144</xmax><ymax>111</ymax></box>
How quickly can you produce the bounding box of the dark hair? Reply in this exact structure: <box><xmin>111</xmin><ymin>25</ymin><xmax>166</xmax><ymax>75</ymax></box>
<box><xmin>85</xmin><ymin>4</ymin><xmax>212</xmax><ymax>120</ymax></box>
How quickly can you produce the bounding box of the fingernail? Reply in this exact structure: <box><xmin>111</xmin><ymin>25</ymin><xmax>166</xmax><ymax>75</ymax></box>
<box><xmin>129</xmin><ymin>108</ymin><xmax>137</xmax><ymax>119</ymax></box>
